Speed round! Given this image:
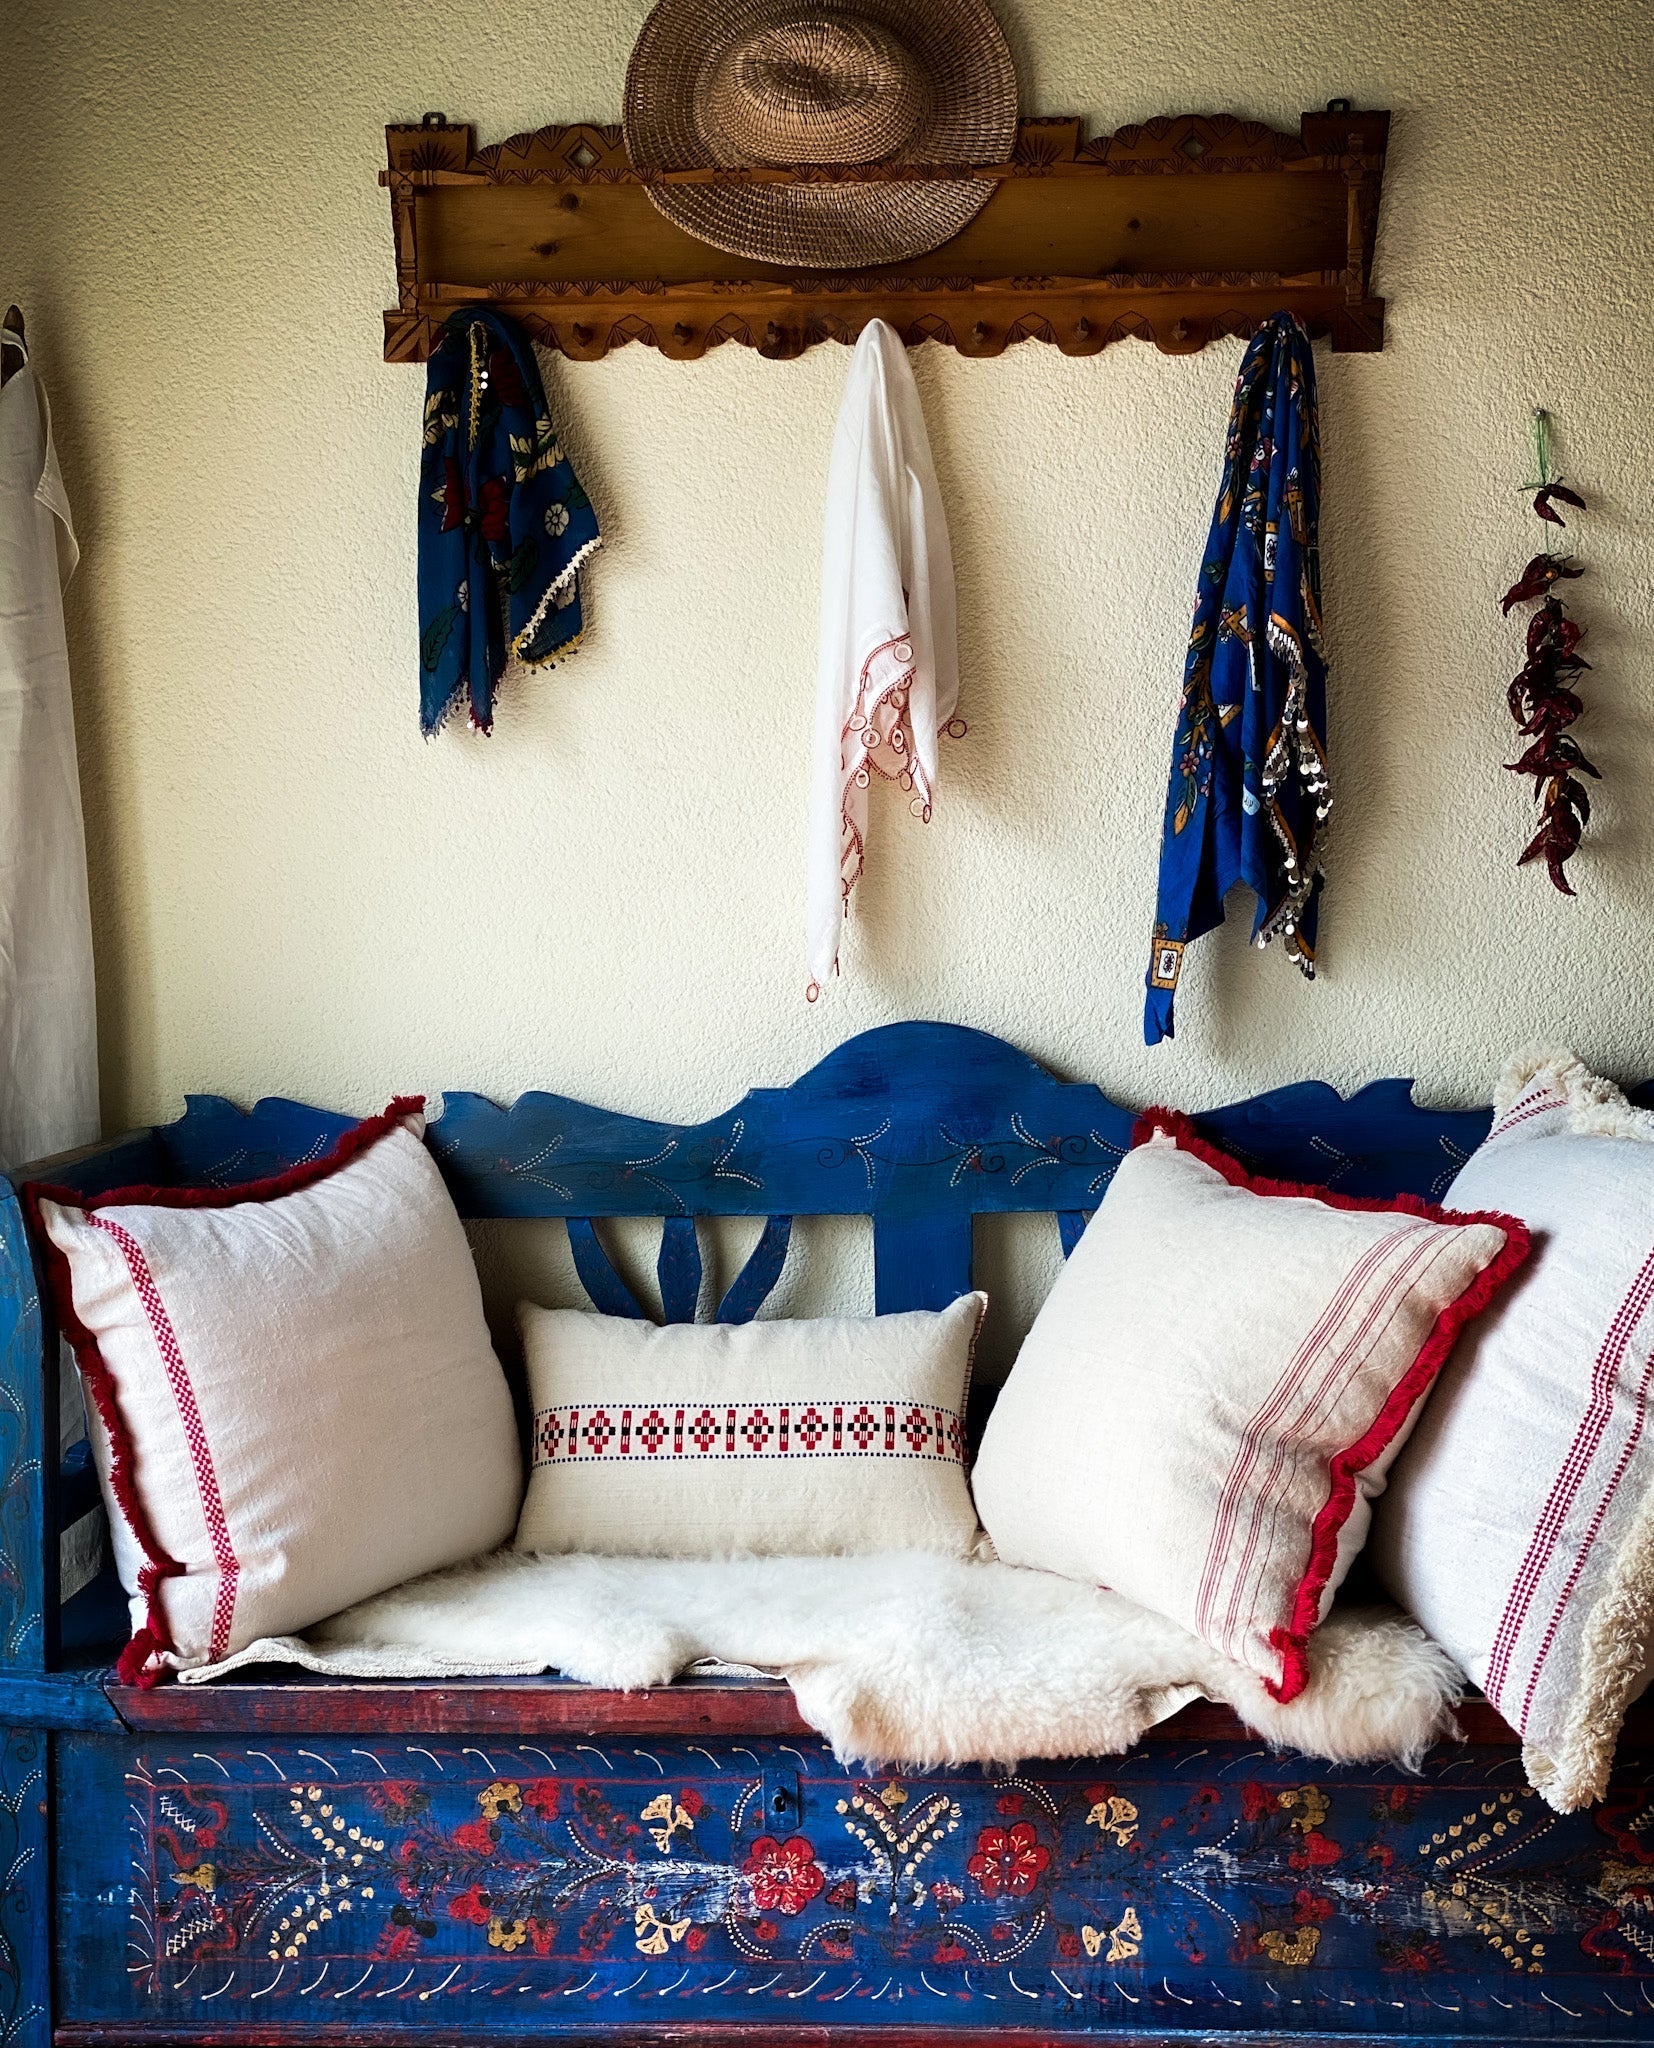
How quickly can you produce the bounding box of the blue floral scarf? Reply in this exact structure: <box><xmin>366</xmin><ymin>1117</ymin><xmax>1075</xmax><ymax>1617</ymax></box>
<box><xmin>417</xmin><ymin>308</ymin><xmax>600</xmax><ymax>735</ymax></box>
<box><xmin>1144</xmin><ymin>313</ymin><xmax>1328</xmax><ymax>1044</ymax></box>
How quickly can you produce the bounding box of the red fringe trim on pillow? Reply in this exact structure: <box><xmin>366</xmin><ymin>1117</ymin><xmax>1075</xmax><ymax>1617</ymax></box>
<box><xmin>22</xmin><ymin>1095</ymin><xmax>425</xmax><ymax>1687</ymax></box>
<box><xmin>1131</xmin><ymin>1107</ymin><xmax>1533</xmax><ymax>1704</ymax></box>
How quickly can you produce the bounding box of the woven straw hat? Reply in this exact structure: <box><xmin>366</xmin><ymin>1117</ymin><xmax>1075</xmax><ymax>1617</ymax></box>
<box><xmin>624</xmin><ymin>0</ymin><xmax>1017</xmax><ymax>268</ymax></box>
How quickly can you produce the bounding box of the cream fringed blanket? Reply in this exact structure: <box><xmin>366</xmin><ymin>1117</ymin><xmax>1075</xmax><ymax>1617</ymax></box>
<box><xmin>185</xmin><ymin>1550</ymin><xmax>1462</xmax><ymax>1772</ymax></box>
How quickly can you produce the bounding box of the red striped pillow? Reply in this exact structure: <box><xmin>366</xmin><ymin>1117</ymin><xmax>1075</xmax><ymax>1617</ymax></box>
<box><xmin>1373</xmin><ymin>1053</ymin><xmax>1654</xmax><ymax>1809</ymax></box>
<box><xmin>973</xmin><ymin>1113</ymin><xmax>1529</xmax><ymax>1699</ymax></box>
<box><xmin>26</xmin><ymin>1104</ymin><xmax>521</xmax><ymax>1682</ymax></box>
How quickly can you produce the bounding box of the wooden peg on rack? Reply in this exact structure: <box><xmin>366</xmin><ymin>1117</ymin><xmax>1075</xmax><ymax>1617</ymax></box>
<box><xmin>0</xmin><ymin>305</ymin><xmax>24</xmax><ymax>390</ymax></box>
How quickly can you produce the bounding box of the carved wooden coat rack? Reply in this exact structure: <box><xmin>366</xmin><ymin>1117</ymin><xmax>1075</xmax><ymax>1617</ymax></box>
<box><xmin>381</xmin><ymin>106</ymin><xmax>1389</xmax><ymax>364</ymax></box>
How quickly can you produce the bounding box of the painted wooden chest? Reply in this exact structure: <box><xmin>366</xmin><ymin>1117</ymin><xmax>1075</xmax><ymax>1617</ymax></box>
<box><xmin>48</xmin><ymin>1727</ymin><xmax>1654</xmax><ymax>2041</ymax></box>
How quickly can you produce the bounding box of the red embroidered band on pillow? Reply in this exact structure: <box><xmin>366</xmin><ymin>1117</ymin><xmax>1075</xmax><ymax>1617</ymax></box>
<box><xmin>514</xmin><ymin>1292</ymin><xmax>986</xmax><ymax>1560</ymax></box>
<box><xmin>532</xmin><ymin>1398</ymin><xmax>968</xmax><ymax>1466</ymax></box>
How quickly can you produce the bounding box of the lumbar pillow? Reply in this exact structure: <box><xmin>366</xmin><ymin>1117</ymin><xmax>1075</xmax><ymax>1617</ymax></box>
<box><xmin>28</xmin><ymin>1101</ymin><xmax>522</xmax><ymax>1681</ymax></box>
<box><xmin>972</xmin><ymin>1112</ymin><xmax>1528</xmax><ymax>1701</ymax></box>
<box><xmin>514</xmin><ymin>1291</ymin><xmax>986</xmax><ymax>1559</ymax></box>
<box><xmin>1371</xmin><ymin>1051</ymin><xmax>1654</xmax><ymax>1810</ymax></box>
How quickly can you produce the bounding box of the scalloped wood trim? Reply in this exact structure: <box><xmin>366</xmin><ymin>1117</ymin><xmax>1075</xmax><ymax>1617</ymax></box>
<box><xmin>380</xmin><ymin>109</ymin><xmax>1390</xmax><ymax>362</ymax></box>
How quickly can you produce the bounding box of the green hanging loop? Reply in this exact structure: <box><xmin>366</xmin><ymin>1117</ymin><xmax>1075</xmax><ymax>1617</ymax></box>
<box><xmin>1522</xmin><ymin>406</ymin><xmax>1553</xmax><ymax>491</ymax></box>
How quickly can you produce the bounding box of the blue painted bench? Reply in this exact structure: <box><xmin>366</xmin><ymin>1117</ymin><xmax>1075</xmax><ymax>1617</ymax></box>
<box><xmin>2</xmin><ymin>1020</ymin><xmax>1650</xmax><ymax>2045</ymax></box>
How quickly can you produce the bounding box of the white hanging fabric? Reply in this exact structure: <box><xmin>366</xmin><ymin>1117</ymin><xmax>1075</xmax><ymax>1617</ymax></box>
<box><xmin>0</xmin><ymin>328</ymin><xmax>98</xmax><ymax>1168</ymax></box>
<box><xmin>806</xmin><ymin>319</ymin><xmax>959</xmax><ymax>994</ymax></box>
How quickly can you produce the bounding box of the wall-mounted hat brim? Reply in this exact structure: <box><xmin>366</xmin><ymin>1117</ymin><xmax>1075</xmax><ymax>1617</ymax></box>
<box><xmin>624</xmin><ymin>0</ymin><xmax>1017</xmax><ymax>269</ymax></box>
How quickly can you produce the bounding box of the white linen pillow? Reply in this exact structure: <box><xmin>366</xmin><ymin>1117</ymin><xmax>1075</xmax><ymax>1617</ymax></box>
<box><xmin>1372</xmin><ymin>1051</ymin><xmax>1654</xmax><ymax>1810</ymax></box>
<box><xmin>513</xmin><ymin>1291</ymin><xmax>986</xmax><ymax>1559</ymax></box>
<box><xmin>973</xmin><ymin>1113</ymin><xmax>1527</xmax><ymax>1701</ymax></box>
<box><xmin>28</xmin><ymin>1101</ymin><xmax>522</xmax><ymax>1680</ymax></box>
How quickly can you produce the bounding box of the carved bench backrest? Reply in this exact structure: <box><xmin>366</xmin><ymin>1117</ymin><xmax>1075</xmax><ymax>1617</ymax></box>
<box><xmin>41</xmin><ymin>1021</ymin><xmax>1498</xmax><ymax>1319</ymax></box>
<box><xmin>0</xmin><ymin>1019</ymin><xmax>1518</xmax><ymax>1669</ymax></box>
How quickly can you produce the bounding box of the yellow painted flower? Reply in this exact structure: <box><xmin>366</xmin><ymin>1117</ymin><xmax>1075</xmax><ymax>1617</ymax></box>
<box><xmin>1278</xmin><ymin>1786</ymin><xmax>1329</xmax><ymax>1833</ymax></box>
<box><xmin>488</xmin><ymin>1917</ymin><xmax>528</xmax><ymax>1951</ymax></box>
<box><xmin>1081</xmin><ymin>1906</ymin><xmax>1142</xmax><ymax>1962</ymax></box>
<box><xmin>640</xmin><ymin>1791</ymin><xmax>696</xmax><ymax>1853</ymax></box>
<box><xmin>1085</xmin><ymin>1795</ymin><xmax>1139</xmax><ymax>1846</ymax></box>
<box><xmin>1259</xmin><ymin>1925</ymin><xmax>1320</xmax><ymax>1966</ymax></box>
<box><xmin>634</xmin><ymin>1903</ymin><xmax>690</xmax><ymax>1956</ymax></box>
<box><xmin>479</xmin><ymin>1779</ymin><xmax>523</xmax><ymax>1820</ymax></box>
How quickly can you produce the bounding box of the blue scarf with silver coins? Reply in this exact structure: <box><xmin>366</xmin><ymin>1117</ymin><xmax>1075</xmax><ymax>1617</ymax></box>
<box><xmin>1145</xmin><ymin>313</ymin><xmax>1329</xmax><ymax>1044</ymax></box>
<box><xmin>418</xmin><ymin>307</ymin><xmax>599</xmax><ymax>735</ymax></box>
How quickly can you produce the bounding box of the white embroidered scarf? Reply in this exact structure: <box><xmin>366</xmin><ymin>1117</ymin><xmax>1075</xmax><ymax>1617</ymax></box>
<box><xmin>807</xmin><ymin>320</ymin><xmax>958</xmax><ymax>993</ymax></box>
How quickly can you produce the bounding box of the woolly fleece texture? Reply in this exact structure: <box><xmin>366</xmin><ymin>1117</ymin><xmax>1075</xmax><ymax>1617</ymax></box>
<box><xmin>185</xmin><ymin>1548</ymin><xmax>1465</xmax><ymax>1774</ymax></box>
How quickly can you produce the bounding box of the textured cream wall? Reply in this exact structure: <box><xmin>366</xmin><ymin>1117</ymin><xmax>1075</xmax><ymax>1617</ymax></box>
<box><xmin>2</xmin><ymin>1</ymin><xmax>1651</xmax><ymax>1343</ymax></box>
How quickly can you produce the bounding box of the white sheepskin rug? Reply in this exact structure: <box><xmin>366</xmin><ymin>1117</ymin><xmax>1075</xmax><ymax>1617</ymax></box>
<box><xmin>187</xmin><ymin>1549</ymin><xmax>1463</xmax><ymax>1774</ymax></box>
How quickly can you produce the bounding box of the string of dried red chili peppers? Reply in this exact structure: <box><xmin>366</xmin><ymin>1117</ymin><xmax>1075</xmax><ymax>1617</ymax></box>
<box><xmin>1501</xmin><ymin>409</ymin><xmax>1595</xmax><ymax>895</ymax></box>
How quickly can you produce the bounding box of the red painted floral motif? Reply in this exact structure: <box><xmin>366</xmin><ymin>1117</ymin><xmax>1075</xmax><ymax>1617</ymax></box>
<box><xmin>1378</xmin><ymin>1934</ymin><xmax>1448</xmax><ymax>1972</ymax></box>
<box><xmin>967</xmin><ymin>1820</ymin><xmax>1050</xmax><ymax>1899</ymax></box>
<box><xmin>1289</xmin><ymin>1831</ymin><xmax>1341</xmax><ymax>1871</ymax></box>
<box><xmin>367</xmin><ymin>1781</ymin><xmax>429</xmax><ymax>1823</ymax></box>
<box><xmin>743</xmin><ymin>1836</ymin><xmax>826</xmax><ymax>1916</ymax></box>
